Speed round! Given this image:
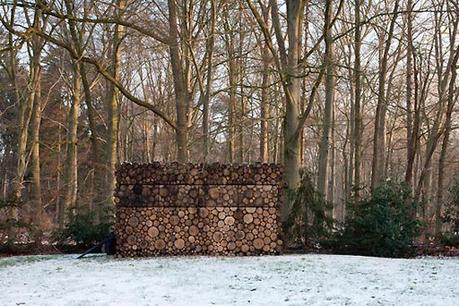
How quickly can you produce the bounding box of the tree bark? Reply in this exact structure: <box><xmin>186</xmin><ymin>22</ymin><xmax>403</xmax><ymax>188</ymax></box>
<box><xmin>281</xmin><ymin>0</ymin><xmax>305</xmax><ymax>222</ymax></box>
<box><xmin>106</xmin><ymin>0</ymin><xmax>126</xmax><ymax>209</ymax></box>
<box><xmin>201</xmin><ymin>0</ymin><xmax>216</xmax><ymax>161</ymax></box>
<box><xmin>405</xmin><ymin>0</ymin><xmax>416</xmax><ymax>187</ymax></box>
<box><xmin>317</xmin><ymin>0</ymin><xmax>335</xmax><ymax>199</ymax></box>
<box><xmin>9</xmin><ymin>6</ymin><xmax>32</xmax><ymax>243</ymax></box>
<box><xmin>168</xmin><ymin>0</ymin><xmax>189</xmax><ymax>162</ymax></box>
<box><xmin>415</xmin><ymin>13</ymin><xmax>459</xmax><ymax>202</ymax></box>
<box><xmin>260</xmin><ymin>41</ymin><xmax>271</xmax><ymax>163</ymax></box>
<box><xmin>29</xmin><ymin>43</ymin><xmax>44</xmax><ymax>242</ymax></box>
<box><xmin>60</xmin><ymin>62</ymin><xmax>81</xmax><ymax>227</ymax></box>
<box><xmin>435</xmin><ymin>44</ymin><xmax>459</xmax><ymax>235</ymax></box>
<box><xmin>353</xmin><ymin>0</ymin><xmax>362</xmax><ymax>199</ymax></box>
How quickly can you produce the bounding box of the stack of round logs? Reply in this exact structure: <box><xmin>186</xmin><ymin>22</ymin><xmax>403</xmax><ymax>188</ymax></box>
<box><xmin>115</xmin><ymin>163</ymin><xmax>283</xmax><ymax>257</ymax></box>
<box><xmin>115</xmin><ymin>162</ymin><xmax>284</xmax><ymax>186</ymax></box>
<box><xmin>114</xmin><ymin>184</ymin><xmax>278</xmax><ymax>208</ymax></box>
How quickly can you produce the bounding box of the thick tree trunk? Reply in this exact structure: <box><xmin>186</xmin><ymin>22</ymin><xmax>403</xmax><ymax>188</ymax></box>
<box><xmin>24</xmin><ymin>6</ymin><xmax>45</xmax><ymax>242</ymax></box>
<box><xmin>283</xmin><ymin>96</ymin><xmax>301</xmax><ymax>218</ymax></box>
<box><xmin>80</xmin><ymin>62</ymin><xmax>104</xmax><ymax>215</ymax></box>
<box><xmin>11</xmin><ymin>43</ymin><xmax>32</xmax><ymax>243</ymax></box>
<box><xmin>246</xmin><ymin>0</ymin><xmax>306</xmax><ymax>224</ymax></box>
<box><xmin>60</xmin><ymin>63</ymin><xmax>81</xmax><ymax>227</ymax></box>
<box><xmin>281</xmin><ymin>0</ymin><xmax>304</xmax><ymax>222</ymax></box>
<box><xmin>223</xmin><ymin>7</ymin><xmax>237</xmax><ymax>163</ymax></box>
<box><xmin>201</xmin><ymin>0</ymin><xmax>216</xmax><ymax>161</ymax></box>
<box><xmin>30</xmin><ymin>53</ymin><xmax>43</xmax><ymax>242</ymax></box>
<box><xmin>371</xmin><ymin>37</ymin><xmax>388</xmax><ymax>189</ymax></box>
<box><xmin>168</xmin><ymin>0</ymin><xmax>189</xmax><ymax>162</ymax></box>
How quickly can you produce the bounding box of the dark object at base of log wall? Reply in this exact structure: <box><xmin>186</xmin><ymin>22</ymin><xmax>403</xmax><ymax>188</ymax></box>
<box><xmin>115</xmin><ymin>163</ymin><xmax>283</xmax><ymax>256</ymax></box>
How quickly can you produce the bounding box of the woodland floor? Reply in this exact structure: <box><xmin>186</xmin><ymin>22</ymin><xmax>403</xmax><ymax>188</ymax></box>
<box><xmin>0</xmin><ymin>254</ymin><xmax>458</xmax><ymax>306</ymax></box>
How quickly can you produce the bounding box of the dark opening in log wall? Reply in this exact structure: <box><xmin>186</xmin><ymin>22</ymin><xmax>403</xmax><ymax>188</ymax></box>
<box><xmin>115</xmin><ymin>162</ymin><xmax>283</xmax><ymax>256</ymax></box>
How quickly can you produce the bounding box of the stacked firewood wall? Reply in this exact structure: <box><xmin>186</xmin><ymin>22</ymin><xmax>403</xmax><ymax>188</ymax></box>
<box><xmin>115</xmin><ymin>163</ymin><xmax>283</xmax><ymax>256</ymax></box>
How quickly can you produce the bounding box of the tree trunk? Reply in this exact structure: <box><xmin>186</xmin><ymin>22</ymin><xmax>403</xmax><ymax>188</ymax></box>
<box><xmin>168</xmin><ymin>0</ymin><xmax>190</xmax><ymax>163</ymax></box>
<box><xmin>10</xmin><ymin>31</ymin><xmax>32</xmax><ymax>243</ymax></box>
<box><xmin>258</xmin><ymin>1</ymin><xmax>271</xmax><ymax>164</ymax></box>
<box><xmin>435</xmin><ymin>47</ymin><xmax>458</xmax><ymax>235</ymax></box>
<box><xmin>353</xmin><ymin>0</ymin><xmax>362</xmax><ymax>199</ymax></box>
<box><xmin>30</xmin><ymin>49</ymin><xmax>43</xmax><ymax>242</ymax></box>
<box><xmin>371</xmin><ymin>1</ymin><xmax>399</xmax><ymax>190</ymax></box>
<box><xmin>405</xmin><ymin>0</ymin><xmax>415</xmax><ymax>187</ymax></box>
<box><xmin>60</xmin><ymin>62</ymin><xmax>81</xmax><ymax>227</ymax></box>
<box><xmin>281</xmin><ymin>0</ymin><xmax>305</xmax><ymax>222</ymax></box>
<box><xmin>317</xmin><ymin>0</ymin><xmax>335</xmax><ymax>199</ymax></box>
<box><xmin>236</xmin><ymin>4</ymin><xmax>245</xmax><ymax>163</ymax></box>
<box><xmin>80</xmin><ymin>61</ymin><xmax>104</xmax><ymax>215</ymax></box>
<box><xmin>106</xmin><ymin>0</ymin><xmax>126</xmax><ymax>209</ymax></box>
<box><xmin>223</xmin><ymin>7</ymin><xmax>237</xmax><ymax>163</ymax></box>
<box><xmin>201</xmin><ymin>0</ymin><xmax>216</xmax><ymax>161</ymax></box>
<box><xmin>415</xmin><ymin>16</ymin><xmax>459</xmax><ymax>202</ymax></box>
<box><xmin>260</xmin><ymin>53</ymin><xmax>270</xmax><ymax>162</ymax></box>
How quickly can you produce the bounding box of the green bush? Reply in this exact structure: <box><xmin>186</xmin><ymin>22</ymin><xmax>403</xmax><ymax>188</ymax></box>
<box><xmin>288</xmin><ymin>172</ymin><xmax>333</xmax><ymax>247</ymax></box>
<box><xmin>439</xmin><ymin>233</ymin><xmax>459</xmax><ymax>247</ymax></box>
<box><xmin>336</xmin><ymin>180</ymin><xmax>420</xmax><ymax>257</ymax></box>
<box><xmin>439</xmin><ymin>179</ymin><xmax>459</xmax><ymax>246</ymax></box>
<box><xmin>54</xmin><ymin>209</ymin><xmax>112</xmax><ymax>247</ymax></box>
<box><xmin>442</xmin><ymin>179</ymin><xmax>459</xmax><ymax>232</ymax></box>
<box><xmin>0</xmin><ymin>197</ymin><xmax>35</xmax><ymax>245</ymax></box>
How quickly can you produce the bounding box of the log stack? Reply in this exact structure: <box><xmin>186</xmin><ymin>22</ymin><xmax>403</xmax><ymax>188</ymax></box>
<box><xmin>115</xmin><ymin>163</ymin><xmax>283</xmax><ymax>256</ymax></box>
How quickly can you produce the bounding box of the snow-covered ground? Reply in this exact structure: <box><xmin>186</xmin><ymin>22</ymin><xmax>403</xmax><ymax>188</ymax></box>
<box><xmin>0</xmin><ymin>254</ymin><xmax>457</xmax><ymax>306</ymax></box>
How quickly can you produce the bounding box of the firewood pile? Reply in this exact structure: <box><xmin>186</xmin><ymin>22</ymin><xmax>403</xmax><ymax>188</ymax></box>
<box><xmin>115</xmin><ymin>162</ymin><xmax>284</xmax><ymax>256</ymax></box>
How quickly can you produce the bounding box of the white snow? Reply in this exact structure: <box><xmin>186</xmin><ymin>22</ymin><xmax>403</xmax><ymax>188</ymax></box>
<box><xmin>0</xmin><ymin>254</ymin><xmax>458</xmax><ymax>306</ymax></box>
